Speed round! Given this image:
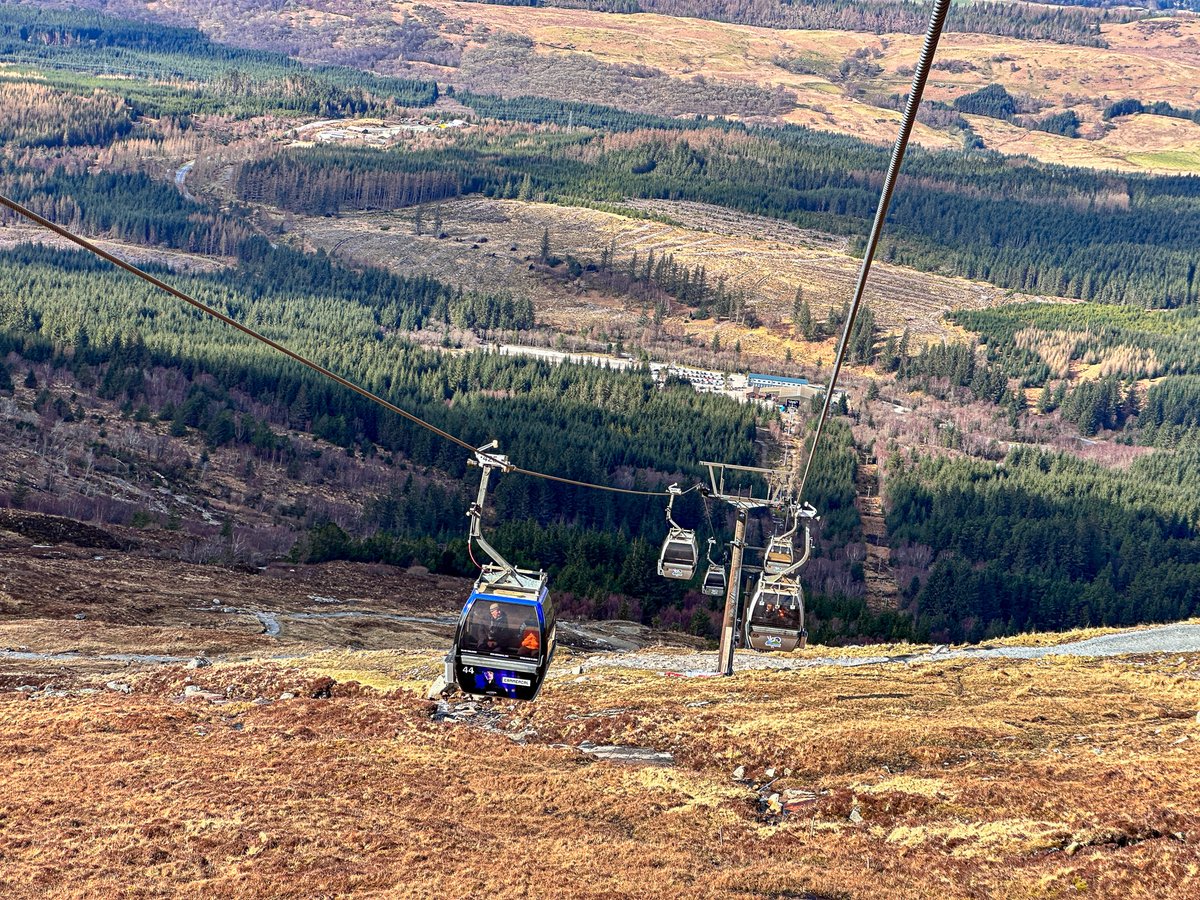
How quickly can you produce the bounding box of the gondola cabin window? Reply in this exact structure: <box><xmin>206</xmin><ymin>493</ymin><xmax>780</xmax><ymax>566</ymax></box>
<box><xmin>462</xmin><ymin>600</ymin><xmax>541</xmax><ymax>658</ymax></box>
<box><xmin>750</xmin><ymin>594</ymin><xmax>802</xmax><ymax>629</ymax></box>
<box><xmin>663</xmin><ymin>542</ymin><xmax>695</xmax><ymax>566</ymax></box>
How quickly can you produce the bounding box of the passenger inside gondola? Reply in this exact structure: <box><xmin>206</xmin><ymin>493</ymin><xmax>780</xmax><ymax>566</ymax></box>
<box><xmin>752</xmin><ymin>593</ymin><xmax>802</xmax><ymax>629</ymax></box>
<box><xmin>466</xmin><ymin>600</ymin><xmax>518</xmax><ymax>655</ymax></box>
<box><xmin>519</xmin><ymin>622</ymin><xmax>541</xmax><ymax>656</ymax></box>
<box><xmin>776</xmin><ymin>597</ymin><xmax>801</xmax><ymax>628</ymax></box>
<box><xmin>464</xmin><ymin>599</ymin><xmax>543</xmax><ymax>657</ymax></box>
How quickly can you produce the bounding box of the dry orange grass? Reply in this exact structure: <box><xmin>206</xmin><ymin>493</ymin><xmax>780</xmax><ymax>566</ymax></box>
<box><xmin>106</xmin><ymin>0</ymin><xmax>1200</xmax><ymax>171</ymax></box>
<box><xmin>411</xmin><ymin>2</ymin><xmax>1200</xmax><ymax>170</ymax></box>
<box><xmin>3</xmin><ymin>653</ymin><xmax>1200</xmax><ymax>898</ymax></box>
<box><xmin>966</xmin><ymin>113</ymin><xmax>1200</xmax><ymax>175</ymax></box>
<box><xmin>283</xmin><ymin>196</ymin><xmax>1050</xmax><ymax>352</ymax></box>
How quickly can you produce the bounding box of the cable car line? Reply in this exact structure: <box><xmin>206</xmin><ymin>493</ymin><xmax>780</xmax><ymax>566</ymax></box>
<box><xmin>508</xmin><ymin>466</ymin><xmax>686</xmax><ymax>497</ymax></box>
<box><xmin>796</xmin><ymin>0</ymin><xmax>952</xmax><ymax>504</ymax></box>
<box><xmin>0</xmin><ymin>192</ymin><xmax>677</xmax><ymax>499</ymax></box>
<box><xmin>453</xmin><ymin>445</ymin><xmax>557</xmax><ymax>700</ymax></box>
<box><xmin>3</xmin><ymin>0</ymin><xmax>954</xmax><ymax>692</ymax></box>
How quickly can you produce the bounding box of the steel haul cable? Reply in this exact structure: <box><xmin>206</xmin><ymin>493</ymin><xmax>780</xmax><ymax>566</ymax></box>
<box><xmin>0</xmin><ymin>193</ymin><xmax>673</xmax><ymax>498</ymax></box>
<box><xmin>797</xmin><ymin>0</ymin><xmax>953</xmax><ymax>503</ymax></box>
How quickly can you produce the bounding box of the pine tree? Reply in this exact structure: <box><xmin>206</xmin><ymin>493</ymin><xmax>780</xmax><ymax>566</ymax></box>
<box><xmin>897</xmin><ymin>329</ymin><xmax>911</xmax><ymax>370</ymax></box>
<box><xmin>826</xmin><ymin>305</ymin><xmax>841</xmax><ymax>335</ymax></box>
<box><xmin>11</xmin><ymin>476</ymin><xmax>28</xmax><ymax>509</ymax></box>
<box><xmin>793</xmin><ymin>288</ymin><xmax>813</xmax><ymax>339</ymax></box>
<box><xmin>882</xmin><ymin>334</ymin><xmax>898</xmax><ymax>372</ymax></box>
<box><xmin>539</xmin><ymin>228</ymin><xmax>551</xmax><ymax>264</ymax></box>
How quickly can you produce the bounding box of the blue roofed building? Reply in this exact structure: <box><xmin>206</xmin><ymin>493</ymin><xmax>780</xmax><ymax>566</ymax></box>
<box><xmin>745</xmin><ymin>372</ymin><xmax>833</xmax><ymax>404</ymax></box>
<box><xmin>748</xmin><ymin>373</ymin><xmax>811</xmax><ymax>389</ymax></box>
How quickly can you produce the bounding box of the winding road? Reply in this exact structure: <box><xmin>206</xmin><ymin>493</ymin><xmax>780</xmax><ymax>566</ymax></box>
<box><xmin>174</xmin><ymin>161</ymin><xmax>195</xmax><ymax>202</ymax></box>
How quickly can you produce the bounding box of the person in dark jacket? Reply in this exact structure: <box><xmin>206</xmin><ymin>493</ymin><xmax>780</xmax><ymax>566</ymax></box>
<box><xmin>475</xmin><ymin>601</ymin><xmax>513</xmax><ymax>653</ymax></box>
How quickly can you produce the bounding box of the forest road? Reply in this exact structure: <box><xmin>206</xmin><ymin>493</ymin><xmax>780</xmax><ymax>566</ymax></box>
<box><xmin>175</xmin><ymin>161</ymin><xmax>195</xmax><ymax>202</ymax></box>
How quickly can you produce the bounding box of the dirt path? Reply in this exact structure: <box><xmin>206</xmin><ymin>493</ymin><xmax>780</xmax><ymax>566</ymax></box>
<box><xmin>854</xmin><ymin>452</ymin><xmax>900</xmax><ymax>611</ymax></box>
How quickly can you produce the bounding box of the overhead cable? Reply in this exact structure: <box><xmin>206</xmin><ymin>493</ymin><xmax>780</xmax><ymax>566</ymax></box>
<box><xmin>0</xmin><ymin>193</ymin><xmax>673</xmax><ymax>498</ymax></box>
<box><xmin>797</xmin><ymin>0</ymin><xmax>953</xmax><ymax>502</ymax></box>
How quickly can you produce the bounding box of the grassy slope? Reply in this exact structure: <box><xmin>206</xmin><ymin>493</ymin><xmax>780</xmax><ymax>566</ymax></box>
<box><xmin>54</xmin><ymin>0</ymin><xmax>1200</xmax><ymax>171</ymax></box>
<box><xmin>416</xmin><ymin>4</ymin><xmax>1200</xmax><ymax>172</ymax></box>
<box><xmin>1</xmin><ymin>646</ymin><xmax>1198</xmax><ymax>898</ymax></box>
<box><xmin>277</xmin><ymin>195</ymin><xmax>1054</xmax><ymax>348</ymax></box>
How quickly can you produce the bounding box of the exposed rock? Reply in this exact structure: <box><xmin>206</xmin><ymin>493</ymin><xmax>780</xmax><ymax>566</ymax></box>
<box><xmin>186</xmin><ymin>657</ymin><xmax>211</xmax><ymax>670</ymax></box>
<box><xmin>105</xmin><ymin>681</ymin><xmax>132</xmax><ymax>694</ymax></box>
<box><xmin>74</xmin><ymin>613</ymin><xmax>87</xmax><ymax>620</ymax></box>
<box><xmin>426</xmin><ymin>674</ymin><xmax>448</xmax><ymax>700</ymax></box>
<box><xmin>279</xmin><ymin>692</ymin><xmax>295</xmax><ymax>700</ymax></box>
<box><xmin>849</xmin><ymin>806</ymin><xmax>864</xmax><ymax>824</ymax></box>
<box><xmin>577</xmin><ymin>742</ymin><xmax>674</xmax><ymax>767</ymax></box>
<box><xmin>732</xmin><ymin>765</ymin><xmax>746</xmax><ymax>780</ymax></box>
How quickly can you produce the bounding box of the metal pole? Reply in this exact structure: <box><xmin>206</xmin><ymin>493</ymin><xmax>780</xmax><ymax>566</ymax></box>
<box><xmin>717</xmin><ymin>508</ymin><xmax>749</xmax><ymax>676</ymax></box>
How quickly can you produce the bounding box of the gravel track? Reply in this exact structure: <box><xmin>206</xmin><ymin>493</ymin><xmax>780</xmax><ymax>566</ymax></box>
<box><xmin>7</xmin><ymin>621</ymin><xmax>1199</xmax><ymax>673</ymax></box>
<box><xmin>587</xmin><ymin>623</ymin><xmax>1200</xmax><ymax>675</ymax></box>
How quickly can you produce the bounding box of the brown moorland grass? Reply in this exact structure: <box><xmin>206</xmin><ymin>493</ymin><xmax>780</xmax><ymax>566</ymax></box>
<box><xmin>415</xmin><ymin>4</ymin><xmax>1200</xmax><ymax>162</ymax></box>
<box><xmin>90</xmin><ymin>0</ymin><xmax>1200</xmax><ymax>170</ymax></box>
<box><xmin>1</xmin><ymin>650</ymin><xmax>1199</xmax><ymax>898</ymax></box>
<box><xmin>2</xmin><ymin>544</ymin><xmax>1199</xmax><ymax>897</ymax></box>
<box><xmin>966</xmin><ymin>113</ymin><xmax>1200</xmax><ymax>175</ymax></box>
<box><xmin>412</xmin><ymin>3</ymin><xmax>1200</xmax><ymax>171</ymax></box>
<box><xmin>281</xmin><ymin>196</ymin><xmax>1055</xmax><ymax>350</ymax></box>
